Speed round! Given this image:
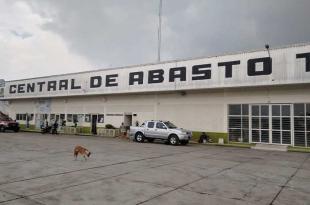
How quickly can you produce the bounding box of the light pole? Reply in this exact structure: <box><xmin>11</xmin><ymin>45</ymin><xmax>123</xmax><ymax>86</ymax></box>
<box><xmin>157</xmin><ymin>0</ymin><xmax>162</xmax><ymax>62</ymax></box>
<box><xmin>265</xmin><ymin>44</ymin><xmax>271</xmax><ymax>58</ymax></box>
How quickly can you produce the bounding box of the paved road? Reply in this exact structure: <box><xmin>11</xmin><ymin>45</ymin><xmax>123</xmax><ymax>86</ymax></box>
<box><xmin>0</xmin><ymin>132</ymin><xmax>309</xmax><ymax>205</ymax></box>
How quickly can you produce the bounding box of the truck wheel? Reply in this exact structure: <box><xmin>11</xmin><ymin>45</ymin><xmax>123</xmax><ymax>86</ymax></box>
<box><xmin>0</xmin><ymin>126</ymin><xmax>5</xmax><ymax>132</ymax></box>
<box><xmin>180</xmin><ymin>140</ymin><xmax>189</xmax><ymax>145</ymax></box>
<box><xmin>169</xmin><ymin>135</ymin><xmax>179</xmax><ymax>146</ymax></box>
<box><xmin>147</xmin><ymin>138</ymin><xmax>154</xmax><ymax>143</ymax></box>
<box><xmin>135</xmin><ymin>132</ymin><xmax>145</xmax><ymax>143</ymax></box>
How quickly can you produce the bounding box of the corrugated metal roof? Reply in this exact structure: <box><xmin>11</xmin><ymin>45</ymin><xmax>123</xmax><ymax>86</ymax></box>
<box><xmin>6</xmin><ymin>42</ymin><xmax>310</xmax><ymax>83</ymax></box>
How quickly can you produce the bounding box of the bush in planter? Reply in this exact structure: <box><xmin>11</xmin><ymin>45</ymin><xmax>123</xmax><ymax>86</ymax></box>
<box><xmin>105</xmin><ymin>124</ymin><xmax>115</xmax><ymax>129</ymax></box>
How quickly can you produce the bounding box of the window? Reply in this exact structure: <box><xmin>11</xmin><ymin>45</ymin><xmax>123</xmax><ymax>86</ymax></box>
<box><xmin>16</xmin><ymin>114</ymin><xmax>27</xmax><ymax>121</ymax></box>
<box><xmin>73</xmin><ymin>114</ymin><xmax>78</xmax><ymax>122</ymax></box>
<box><xmin>294</xmin><ymin>104</ymin><xmax>304</xmax><ymax>116</ymax></box>
<box><xmin>252</xmin><ymin>106</ymin><xmax>259</xmax><ymax>116</ymax></box>
<box><xmin>228</xmin><ymin>104</ymin><xmax>249</xmax><ymax>143</ymax></box>
<box><xmin>147</xmin><ymin>122</ymin><xmax>154</xmax><ymax>128</ymax></box>
<box><xmin>156</xmin><ymin>122</ymin><xmax>166</xmax><ymax>129</ymax></box>
<box><xmin>60</xmin><ymin>114</ymin><xmax>65</xmax><ymax>120</ymax></box>
<box><xmin>43</xmin><ymin>114</ymin><xmax>48</xmax><ymax>120</ymax></box>
<box><xmin>78</xmin><ymin>114</ymin><xmax>84</xmax><ymax>123</ymax></box>
<box><xmin>50</xmin><ymin>114</ymin><xmax>55</xmax><ymax>121</ymax></box>
<box><xmin>28</xmin><ymin>114</ymin><xmax>34</xmax><ymax>121</ymax></box>
<box><xmin>98</xmin><ymin>114</ymin><xmax>104</xmax><ymax>123</ymax></box>
<box><xmin>272</xmin><ymin>105</ymin><xmax>280</xmax><ymax>116</ymax></box>
<box><xmin>229</xmin><ymin>105</ymin><xmax>241</xmax><ymax>115</ymax></box>
<box><xmin>294</xmin><ymin>104</ymin><xmax>308</xmax><ymax>147</ymax></box>
<box><xmin>164</xmin><ymin>121</ymin><xmax>177</xmax><ymax>129</ymax></box>
<box><xmin>85</xmin><ymin>114</ymin><xmax>91</xmax><ymax>122</ymax></box>
<box><xmin>67</xmin><ymin>114</ymin><xmax>73</xmax><ymax>122</ymax></box>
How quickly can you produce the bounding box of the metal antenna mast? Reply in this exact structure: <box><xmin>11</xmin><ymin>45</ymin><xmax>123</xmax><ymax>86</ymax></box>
<box><xmin>157</xmin><ymin>0</ymin><xmax>162</xmax><ymax>62</ymax></box>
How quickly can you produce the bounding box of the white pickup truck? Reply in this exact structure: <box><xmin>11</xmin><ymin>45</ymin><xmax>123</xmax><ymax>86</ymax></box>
<box><xmin>129</xmin><ymin>120</ymin><xmax>192</xmax><ymax>145</ymax></box>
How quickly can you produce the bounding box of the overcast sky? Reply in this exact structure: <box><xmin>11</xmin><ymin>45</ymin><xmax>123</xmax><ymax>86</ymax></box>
<box><xmin>1</xmin><ymin>0</ymin><xmax>310</xmax><ymax>81</ymax></box>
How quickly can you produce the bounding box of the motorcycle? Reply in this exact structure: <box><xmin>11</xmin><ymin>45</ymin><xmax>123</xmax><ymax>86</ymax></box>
<box><xmin>41</xmin><ymin>125</ymin><xmax>52</xmax><ymax>134</ymax></box>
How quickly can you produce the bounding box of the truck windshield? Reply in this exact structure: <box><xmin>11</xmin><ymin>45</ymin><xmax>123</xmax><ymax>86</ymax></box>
<box><xmin>164</xmin><ymin>121</ymin><xmax>177</xmax><ymax>129</ymax></box>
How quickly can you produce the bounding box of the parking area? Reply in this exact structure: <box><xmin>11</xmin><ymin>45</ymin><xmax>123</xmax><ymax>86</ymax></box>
<box><xmin>0</xmin><ymin>132</ymin><xmax>309</xmax><ymax>205</ymax></box>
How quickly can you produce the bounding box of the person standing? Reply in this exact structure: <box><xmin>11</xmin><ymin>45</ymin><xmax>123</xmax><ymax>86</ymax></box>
<box><xmin>120</xmin><ymin>122</ymin><xmax>127</xmax><ymax>137</ymax></box>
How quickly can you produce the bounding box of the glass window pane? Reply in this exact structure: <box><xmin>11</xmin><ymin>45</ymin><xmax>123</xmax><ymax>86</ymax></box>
<box><xmin>67</xmin><ymin>114</ymin><xmax>73</xmax><ymax>122</ymax></box>
<box><xmin>85</xmin><ymin>114</ymin><xmax>91</xmax><ymax>122</ymax></box>
<box><xmin>229</xmin><ymin>105</ymin><xmax>241</xmax><ymax>115</ymax></box>
<box><xmin>282</xmin><ymin>118</ymin><xmax>291</xmax><ymax>130</ymax></box>
<box><xmin>294</xmin><ymin>117</ymin><xmax>305</xmax><ymax>131</ymax></box>
<box><xmin>261</xmin><ymin>130</ymin><xmax>269</xmax><ymax>143</ymax></box>
<box><xmin>282</xmin><ymin>131</ymin><xmax>291</xmax><ymax>144</ymax></box>
<box><xmin>272</xmin><ymin>117</ymin><xmax>281</xmax><ymax>130</ymax></box>
<box><xmin>156</xmin><ymin>122</ymin><xmax>166</xmax><ymax>129</ymax></box>
<box><xmin>261</xmin><ymin>106</ymin><xmax>269</xmax><ymax>116</ymax></box>
<box><xmin>242</xmin><ymin>129</ymin><xmax>249</xmax><ymax>142</ymax></box>
<box><xmin>229</xmin><ymin>117</ymin><xmax>241</xmax><ymax>128</ymax></box>
<box><xmin>272</xmin><ymin>131</ymin><xmax>280</xmax><ymax>143</ymax></box>
<box><xmin>78</xmin><ymin>114</ymin><xmax>84</xmax><ymax>123</ymax></box>
<box><xmin>252</xmin><ymin>106</ymin><xmax>259</xmax><ymax>116</ymax></box>
<box><xmin>29</xmin><ymin>114</ymin><xmax>34</xmax><ymax>121</ymax></box>
<box><xmin>242</xmin><ymin>104</ymin><xmax>249</xmax><ymax>115</ymax></box>
<box><xmin>252</xmin><ymin>130</ymin><xmax>260</xmax><ymax>142</ymax></box>
<box><xmin>73</xmin><ymin>114</ymin><xmax>78</xmax><ymax>122</ymax></box>
<box><xmin>229</xmin><ymin>129</ymin><xmax>241</xmax><ymax>142</ymax></box>
<box><xmin>307</xmin><ymin>132</ymin><xmax>310</xmax><ymax>147</ymax></box>
<box><xmin>272</xmin><ymin>105</ymin><xmax>280</xmax><ymax>116</ymax></box>
<box><xmin>98</xmin><ymin>115</ymin><xmax>104</xmax><ymax>123</ymax></box>
<box><xmin>282</xmin><ymin>105</ymin><xmax>290</xmax><ymax>116</ymax></box>
<box><xmin>307</xmin><ymin>118</ymin><xmax>310</xmax><ymax>132</ymax></box>
<box><xmin>306</xmin><ymin>104</ymin><xmax>310</xmax><ymax>116</ymax></box>
<box><xmin>242</xmin><ymin>117</ymin><xmax>249</xmax><ymax>129</ymax></box>
<box><xmin>294</xmin><ymin>132</ymin><xmax>305</xmax><ymax>147</ymax></box>
<box><xmin>147</xmin><ymin>122</ymin><xmax>154</xmax><ymax>128</ymax></box>
<box><xmin>294</xmin><ymin>104</ymin><xmax>305</xmax><ymax>116</ymax></box>
<box><xmin>261</xmin><ymin>117</ymin><xmax>269</xmax><ymax>129</ymax></box>
<box><xmin>252</xmin><ymin>117</ymin><xmax>259</xmax><ymax>129</ymax></box>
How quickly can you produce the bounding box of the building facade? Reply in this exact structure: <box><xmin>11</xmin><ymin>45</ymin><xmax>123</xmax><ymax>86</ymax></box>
<box><xmin>1</xmin><ymin>43</ymin><xmax>310</xmax><ymax>147</ymax></box>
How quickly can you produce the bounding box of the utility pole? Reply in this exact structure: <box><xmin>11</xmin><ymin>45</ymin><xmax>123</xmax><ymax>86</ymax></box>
<box><xmin>157</xmin><ymin>0</ymin><xmax>162</xmax><ymax>62</ymax></box>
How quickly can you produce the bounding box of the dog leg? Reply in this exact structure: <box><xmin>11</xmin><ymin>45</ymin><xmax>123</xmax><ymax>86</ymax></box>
<box><xmin>74</xmin><ymin>151</ymin><xmax>78</xmax><ymax>160</ymax></box>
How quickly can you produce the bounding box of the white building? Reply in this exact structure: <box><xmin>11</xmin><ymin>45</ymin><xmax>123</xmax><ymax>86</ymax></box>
<box><xmin>1</xmin><ymin>43</ymin><xmax>310</xmax><ymax>147</ymax></box>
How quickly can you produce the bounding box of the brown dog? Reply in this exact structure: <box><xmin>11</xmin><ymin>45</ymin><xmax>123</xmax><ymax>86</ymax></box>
<box><xmin>74</xmin><ymin>145</ymin><xmax>91</xmax><ymax>160</ymax></box>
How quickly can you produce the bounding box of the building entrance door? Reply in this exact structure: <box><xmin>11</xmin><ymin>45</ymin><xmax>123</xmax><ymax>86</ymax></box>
<box><xmin>124</xmin><ymin>114</ymin><xmax>132</xmax><ymax>127</ymax></box>
<box><xmin>250</xmin><ymin>104</ymin><xmax>292</xmax><ymax>145</ymax></box>
<box><xmin>91</xmin><ymin>115</ymin><xmax>97</xmax><ymax>134</ymax></box>
<box><xmin>35</xmin><ymin>114</ymin><xmax>43</xmax><ymax>129</ymax></box>
<box><xmin>270</xmin><ymin>104</ymin><xmax>292</xmax><ymax>145</ymax></box>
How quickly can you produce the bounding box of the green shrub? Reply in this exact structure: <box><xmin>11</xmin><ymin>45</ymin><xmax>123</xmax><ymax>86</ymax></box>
<box><xmin>78</xmin><ymin>126</ymin><xmax>91</xmax><ymax>134</ymax></box>
<box><xmin>19</xmin><ymin>124</ymin><xmax>36</xmax><ymax>130</ymax></box>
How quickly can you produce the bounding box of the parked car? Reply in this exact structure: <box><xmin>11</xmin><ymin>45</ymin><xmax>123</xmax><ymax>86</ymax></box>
<box><xmin>0</xmin><ymin>112</ymin><xmax>19</xmax><ymax>132</ymax></box>
<box><xmin>129</xmin><ymin>120</ymin><xmax>192</xmax><ymax>145</ymax></box>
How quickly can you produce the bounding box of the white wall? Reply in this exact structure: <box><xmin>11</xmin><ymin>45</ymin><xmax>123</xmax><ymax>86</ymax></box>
<box><xmin>7</xmin><ymin>84</ymin><xmax>310</xmax><ymax>132</ymax></box>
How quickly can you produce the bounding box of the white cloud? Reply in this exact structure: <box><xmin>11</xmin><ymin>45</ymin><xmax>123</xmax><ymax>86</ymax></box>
<box><xmin>0</xmin><ymin>0</ymin><xmax>310</xmax><ymax>81</ymax></box>
<box><xmin>0</xmin><ymin>0</ymin><xmax>93</xmax><ymax>81</ymax></box>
